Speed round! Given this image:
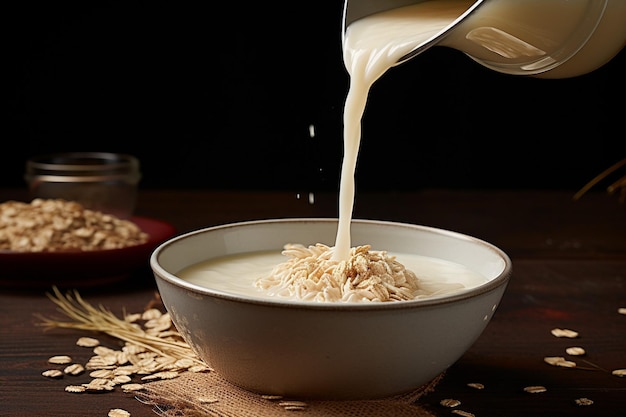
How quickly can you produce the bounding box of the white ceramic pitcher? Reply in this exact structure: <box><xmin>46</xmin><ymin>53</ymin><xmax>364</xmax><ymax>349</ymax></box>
<box><xmin>342</xmin><ymin>0</ymin><xmax>626</xmax><ymax>78</ymax></box>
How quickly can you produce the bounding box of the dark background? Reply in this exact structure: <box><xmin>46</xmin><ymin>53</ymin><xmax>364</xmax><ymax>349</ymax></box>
<box><xmin>6</xmin><ymin>1</ymin><xmax>626</xmax><ymax>194</ymax></box>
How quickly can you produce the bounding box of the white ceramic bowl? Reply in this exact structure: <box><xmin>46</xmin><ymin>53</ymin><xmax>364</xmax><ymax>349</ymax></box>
<box><xmin>150</xmin><ymin>218</ymin><xmax>512</xmax><ymax>400</ymax></box>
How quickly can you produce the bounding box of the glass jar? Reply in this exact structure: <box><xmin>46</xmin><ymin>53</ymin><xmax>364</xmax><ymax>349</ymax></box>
<box><xmin>24</xmin><ymin>152</ymin><xmax>141</xmax><ymax>219</ymax></box>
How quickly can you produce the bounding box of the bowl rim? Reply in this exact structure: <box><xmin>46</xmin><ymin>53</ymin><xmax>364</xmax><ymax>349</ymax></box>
<box><xmin>150</xmin><ymin>218</ymin><xmax>512</xmax><ymax>311</ymax></box>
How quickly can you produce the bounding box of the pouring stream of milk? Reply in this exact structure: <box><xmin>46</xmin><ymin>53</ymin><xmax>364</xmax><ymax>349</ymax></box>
<box><xmin>333</xmin><ymin>0</ymin><xmax>473</xmax><ymax>261</ymax></box>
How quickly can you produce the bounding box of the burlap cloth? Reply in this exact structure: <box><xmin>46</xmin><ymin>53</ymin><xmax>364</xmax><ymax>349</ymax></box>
<box><xmin>136</xmin><ymin>370</ymin><xmax>443</xmax><ymax>417</ymax></box>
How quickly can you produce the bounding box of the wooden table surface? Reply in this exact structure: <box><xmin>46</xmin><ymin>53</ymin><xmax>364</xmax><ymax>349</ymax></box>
<box><xmin>2</xmin><ymin>188</ymin><xmax>625</xmax><ymax>417</ymax></box>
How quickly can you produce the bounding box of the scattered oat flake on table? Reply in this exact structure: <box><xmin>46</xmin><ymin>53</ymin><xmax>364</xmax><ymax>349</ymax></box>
<box><xmin>42</xmin><ymin>369</ymin><xmax>64</xmax><ymax>378</ymax></box>
<box><xmin>63</xmin><ymin>363</ymin><xmax>85</xmax><ymax>375</ymax></box>
<box><xmin>48</xmin><ymin>355</ymin><xmax>72</xmax><ymax>364</ymax></box>
<box><xmin>557</xmin><ymin>360</ymin><xmax>577</xmax><ymax>368</ymax></box>
<box><xmin>565</xmin><ymin>346</ymin><xmax>586</xmax><ymax>356</ymax></box>
<box><xmin>64</xmin><ymin>385</ymin><xmax>86</xmax><ymax>393</ymax></box>
<box><xmin>84</xmin><ymin>378</ymin><xmax>115</xmax><ymax>391</ymax></box>
<box><xmin>114</xmin><ymin>367</ymin><xmax>135</xmax><ymax>376</ymax></box>
<box><xmin>575</xmin><ymin>397</ymin><xmax>594</xmax><ymax>406</ymax></box>
<box><xmin>544</xmin><ymin>356</ymin><xmax>576</xmax><ymax>368</ymax></box>
<box><xmin>544</xmin><ymin>356</ymin><xmax>566</xmax><ymax>365</ymax></box>
<box><xmin>467</xmin><ymin>382</ymin><xmax>484</xmax><ymax>389</ymax></box>
<box><xmin>618</xmin><ymin>307</ymin><xmax>626</xmax><ymax>315</ymax></box>
<box><xmin>113</xmin><ymin>375</ymin><xmax>132</xmax><ymax>384</ymax></box>
<box><xmin>108</xmin><ymin>409</ymin><xmax>131</xmax><ymax>417</ymax></box>
<box><xmin>89</xmin><ymin>369</ymin><xmax>114</xmax><ymax>378</ymax></box>
<box><xmin>524</xmin><ymin>385</ymin><xmax>547</xmax><ymax>393</ymax></box>
<box><xmin>121</xmin><ymin>383</ymin><xmax>145</xmax><ymax>392</ymax></box>
<box><xmin>612</xmin><ymin>369</ymin><xmax>626</xmax><ymax>377</ymax></box>
<box><xmin>551</xmin><ymin>328</ymin><xmax>579</xmax><ymax>338</ymax></box>
<box><xmin>440</xmin><ymin>398</ymin><xmax>461</xmax><ymax>408</ymax></box>
<box><xmin>93</xmin><ymin>345</ymin><xmax>116</xmax><ymax>356</ymax></box>
<box><xmin>76</xmin><ymin>336</ymin><xmax>100</xmax><ymax>347</ymax></box>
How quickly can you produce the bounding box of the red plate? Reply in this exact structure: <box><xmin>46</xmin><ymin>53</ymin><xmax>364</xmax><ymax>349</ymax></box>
<box><xmin>0</xmin><ymin>217</ymin><xmax>177</xmax><ymax>289</ymax></box>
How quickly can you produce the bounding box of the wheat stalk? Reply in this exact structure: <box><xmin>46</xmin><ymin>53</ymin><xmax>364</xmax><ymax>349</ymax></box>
<box><xmin>36</xmin><ymin>286</ymin><xmax>203</xmax><ymax>366</ymax></box>
<box><xmin>573</xmin><ymin>157</ymin><xmax>626</xmax><ymax>204</ymax></box>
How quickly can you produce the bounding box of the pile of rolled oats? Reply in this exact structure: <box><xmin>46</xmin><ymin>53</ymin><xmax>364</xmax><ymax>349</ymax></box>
<box><xmin>0</xmin><ymin>199</ymin><xmax>148</xmax><ymax>252</ymax></box>
<box><xmin>255</xmin><ymin>243</ymin><xmax>424</xmax><ymax>302</ymax></box>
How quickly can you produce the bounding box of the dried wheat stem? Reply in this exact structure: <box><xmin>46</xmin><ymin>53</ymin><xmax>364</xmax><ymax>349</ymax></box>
<box><xmin>36</xmin><ymin>286</ymin><xmax>204</xmax><ymax>366</ymax></box>
<box><xmin>573</xmin><ymin>157</ymin><xmax>626</xmax><ymax>201</ymax></box>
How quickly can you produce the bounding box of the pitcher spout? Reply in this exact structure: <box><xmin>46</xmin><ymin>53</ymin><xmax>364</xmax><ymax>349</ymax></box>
<box><xmin>342</xmin><ymin>0</ymin><xmax>624</xmax><ymax>78</ymax></box>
